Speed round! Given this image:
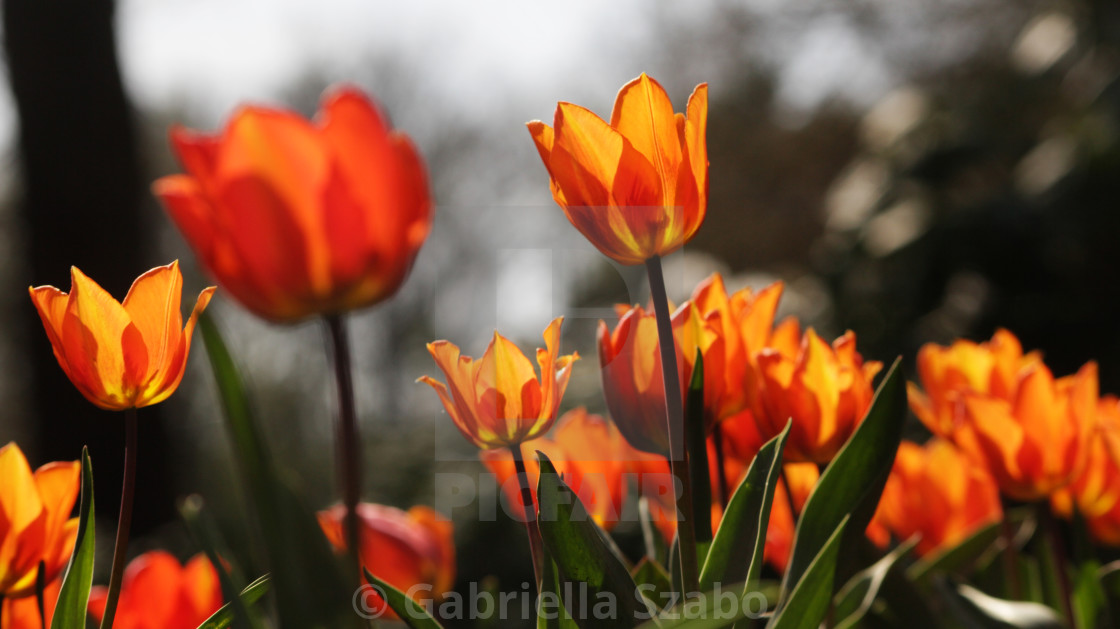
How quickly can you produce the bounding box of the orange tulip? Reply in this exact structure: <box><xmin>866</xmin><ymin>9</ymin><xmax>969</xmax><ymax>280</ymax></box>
<box><xmin>908</xmin><ymin>329</ymin><xmax>1041</xmax><ymax>439</ymax></box>
<box><xmin>1052</xmin><ymin>396</ymin><xmax>1120</xmax><ymax>544</ymax></box>
<box><xmin>527</xmin><ymin>74</ymin><xmax>708</xmax><ymax>265</ymax></box>
<box><xmin>871</xmin><ymin>440</ymin><xmax>1002</xmax><ymax>557</ymax></box>
<box><xmin>154</xmin><ymin>86</ymin><xmax>433</xmax><ymax>322</ymax></box>
<box><xmin>688</xmin><ymin>275</ymin><xmax>785</xmax><ymax>427</ymax></box>
<box><xmin>0</xmin><ymin>443</ymin><xmax>80</xmax><ymax>599</ymax></box>
<box><xmin>319</xmin><ymin>503</ymin><xmax>455</xmax><ymax>616</ymax></box>
<box><xmin>751</xmin><ymin>319</ymin><xmax>882</xmax><ymax>464</ymax></box>
<box><xmin>29</xmin><ymin>262</ymin><xmax>215</xmax><ymax>411</ymax></box>
<box><xmin>963</xmin><ymin>362</ymin><xmax>1095</xmax><ymax>501</ymax></box>
<box><xmin>598</xmin><ymin>302</ymin><xmax>722</xmax><ymax>455</ymax></box>
<box><xmin>87</xmin><ymin>552</ymin><xmax>222</xmax><ymax>629</ymax></box>
<box><xmin>481</xmin><ymin>407</ymin><xmax>637</xmax><ymax>529</ymax></box>
<box><xmin>419</xmin><ymin>318</ymin><xmax>577</xmax><ymax>450</ymax></box>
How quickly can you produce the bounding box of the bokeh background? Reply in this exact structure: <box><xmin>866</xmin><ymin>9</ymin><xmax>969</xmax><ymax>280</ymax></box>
<box><xmin>0</xmin><ymin>0</ymin><xmax>1118</xmax><ymax>625</ymax></box>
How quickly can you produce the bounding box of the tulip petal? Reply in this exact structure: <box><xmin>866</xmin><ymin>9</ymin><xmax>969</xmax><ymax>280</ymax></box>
<box><xmin>122</xmin><ymin>261</ymin><xmax>184</xmax><ymax>384</ymax></box>
<box><xmin>28</xmin><ymin>284</ymin><xmax>74</xmax><ymax>378</ymax></box>
<box><xmin>610</xmin><ymin>74</ymin><xmax>683</xmax><ymax>203</ymax></box>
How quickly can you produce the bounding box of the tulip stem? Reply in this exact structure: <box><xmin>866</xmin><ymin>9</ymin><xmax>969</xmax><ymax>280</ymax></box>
<box><xmin>326</xmin><ymin>315</ymin><xmax>363</xmax><ymax>570</ymax></box>
<box><xmin>712</xmin><ymin>423</ymin><xmax>730</xmax><ymax>509</ymax></box>
<box><xmin>1000</xmin><ymin>510</ymin><xmax>1022</xmax><ymax>600</ymax></box>
<box><xmin>511</xmin><ymin>444</ymin><xmax>544</xmax><ymax>588</ymax></box>
<box><xmin>1038</xmin><ymin>503</ymin><xmax>1075</xmax><ymax>626</ymax></box>
<box><xmin>100</xmin><ymin>407</ymin><xmax>138</xmax><ymax>629</ymax></box>
<box><xmin>644</xmin><ymin>255</ymin><xmax>700</xmax><ymax>595</ymax></box>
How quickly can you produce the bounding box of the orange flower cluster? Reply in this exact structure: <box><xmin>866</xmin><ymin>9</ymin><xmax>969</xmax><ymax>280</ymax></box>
<box><xmin>909</xmin><ymin>330</ymin><xmax>1096</xmax><ymax>501</ymax></box>
<box><xmin>870</xmin><ymin>439</ymin><xmax>1002</xmax><ymax>557</ymax></box>
<box><xmin>1053</xmin><ymin>396</ymin><xmax>1120</xmax><ymax>544</ymax></box>
<box><xmin>87</xmin><ymin>552</ymin><xmax>222</xmax><ymax>629</ymax></box>
<box><xmin>318</xmin><ymin>503</ymin><xmax>455</xmax><ymax>618</ymax></box>
<box><xmin>600</xmin><ymin>272</ymin><xmax>881</xmax><ymax>464</ymax></box>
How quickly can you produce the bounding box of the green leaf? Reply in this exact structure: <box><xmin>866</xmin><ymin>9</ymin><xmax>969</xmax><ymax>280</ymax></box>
<box><xmin>780</xmin><ymin>358</ymin><xmax>906</xmax><ymax>601</ymax></box>
<box><xmin>687</xmin><ymin>350</ymin><xmax>713</xmax><ymax>544</ymax></box>
<box><xmin>50</xmin><ymin>447</ymin><xmax>94</xmax><ymax>629</ymax></box>
<box><xmin>540</xmin><ymin>547</ymin><xmax>580</xmax><ymax>629</ymax></box>
<box><xmin>198</xmin><ymin>313</ymin><xmax>352</xmax><ymax>627</ymax></box>
<box><xmin>1072</xmin><ymin>560</ymin><xmax>1106</xmax><ymax>629</ymax></box>
<box><xmin>699</xmin><ymin>422</ymin><xmax>789</xmax><ymax>592</ymax></box>
<box><xmin>766</xmin><ymin>514</ymin><xmax>850</xmax><ymax>629</ymax></box>
<box><xmin>833</xmin><ymin>538</ymin><xmax>917</xmax><ymax>629</ymax></box>
<box><xmin>638</xmin><ymin>582</ymin><xmax>755</xmax><ymax>629</ymax></box>
<box><xmin>948</xmin><ymin>583</ymin><xmax>1063</xmax><ymax>629</ymax></box>
<box><xmin>536</xmin><ymin>452</ymin><xmax>649</xmax><ymax>629</ymax></box>
<box><xmin>361</xmin><ymin>568</ymin><xmax>445</xmax><ymax>629</ymax></box>
<box><xmin>196</xmin><ymin>575</ymin><xmax>272</xmax><ymax>629</ymax></box>
<box><xmin>908</xmin><ymin>521</ymin><xmax>1001</xmax><ymax>584</ymax></box>
<box><xmin>632</xmin><ymin>558</ymin><xmax>674</xmax><ymax>613</ymax></box>
<box><xmin>180</xmin><ymin>495</ymin><xmax>262</xmax><ymax>629</ymax></box>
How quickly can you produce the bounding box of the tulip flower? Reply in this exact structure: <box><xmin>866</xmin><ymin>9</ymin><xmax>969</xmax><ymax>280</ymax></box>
<box><xmin>752</xmin><ymin>319</ymin><xmax>882</xmax><ymax>464</ymax></box>
<box><xmin>908</xmin><ymin>329</ymin><xmax>1041</xmax><ymax>439</ymax></box>
<box><xmin>154</xmin><ymin>86</ymin><xmax>433</xmax><ymax>322</ymax></box>
<box><xmin>0</xmin><ymin>443</ymin><xmax>79</xmax><ymax>599</ymax></box>
<box><xmin>527</xmin><ymin>74</ymin><xmax>708</xmax><ymax>266</ymax></box>
<box><xmin>963</xmin><ymin>362</ymin><xmax>1095</xmax><ymax>501</ymax></box>
<box><xmin>319</xmin><ymin>503</ymin><xmax>455</xmax><ymax>617</ymax></box>
<box><xmin>871</xmin><ymin>440</ymin><xmax>1002</xmax><ymax>557</ymax></box>
<box><xmin>599</xmin><ymin>302</ymin><xmax>727</xmax><ymax>455</ymax></box>
<box><xmin>28</xmin><ymin>261</ymin><xmax>215</xmax><ymax>411</ymax></box>
<box><xmin>419</xmin><ymin>318</ymin><xmax>577</xmax><ymax>450</ymax></box>
<box><xmin>480</xmin><ymin>407</ymin><xmax>636</xmax><ymax>529</ymax></box>
<box><xmin>87</xmin><ymin>552</ymin><xmax>222</xmax><ymax>629</ymax></box>
<box><xmin>3</xmin><ymin>578</ymin><xmax>60</xmax><ymax>629</ymax></box>
<box><xmin>1052</xmin><ymin>396</ymin><xmax>1120</xmax><ymax>545</ymax></box>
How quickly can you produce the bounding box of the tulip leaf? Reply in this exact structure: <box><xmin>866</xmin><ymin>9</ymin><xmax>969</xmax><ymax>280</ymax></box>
<box><xmin>908</xmin><ymin>520</ymin><xmax>1001</xmax><ymax>584</ymax></box>
<box><xmin>361</xmin><ymin>568</ymin><xmax>445</xmax><ymax>629</ymax></box>
<box><xmin>779</xmin><ymin>358</ymin><xmax>905</xmax><ymax>604</ymax></box>
<box><xmin>196</xmin><ymin>575</ymin><xmax>272</xmax><ymax>629</ymax></box>
<box><xmin>540</xmin><ymin>547</ymin><xmax>580</xmax><ymax>629</ymax></box>
<box><xmin>832</xmin><ymin>537</ymin><xmax>917</xmax><ymax>629</ymax></box>
<box><xmin>198</xmin><ymin>313</ymin><xmax>352</xmax><ymax>627</ymax></box>
<box><xmin>699</xmin><ymin>421</ymin><xmax>789</xmax><ymax>592</ymax></box>
<box><xmin>50</xmin><ymin>447</ymin><xmax>94</xmax><ymax>629</ymax></box>
<box><xmin>637</xmin><ymin>581</ymin><xmax>754</xmax><ymax>628</ymax></box>
<box><xmin>632</xmin><ymin>558</ymin><xmax>674</xmax><ymax>611</ymax></box>
<box><xmin>536</xmin><ymin>451</ymin><xmax>650</xmax><ymax>628</ymax></box>
<box><xmin>180</xmin><ymin>495</ymin><xmax>262</xmax><ymax>629</ymax></box>
<box><xmin>686</xmin><ymin>350</ymin><xmax>712</xmax><ymax>545</ymax></box>
<box><xmin>946</xmin><ymin>583</ymin><xmax>1063</xmax><ymax>629</ymax></box>
<box><xmin>766</xmin><ymin>515</ymin><xmax>850</xmax><ymax>629</ymax></box>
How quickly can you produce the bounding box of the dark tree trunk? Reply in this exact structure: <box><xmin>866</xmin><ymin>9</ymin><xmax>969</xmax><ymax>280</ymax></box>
<box><xmin>4</xmin><ymin>0</ymin><xmax>173</xmax><ymax>533</ymax></box>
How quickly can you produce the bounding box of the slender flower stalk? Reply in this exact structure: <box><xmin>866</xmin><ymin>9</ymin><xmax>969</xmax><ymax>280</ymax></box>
<box><xmin>645</xmin><ymin>256</ymin><xmax>699</xmax><ymax>593</ymax></box>
<box><xmin>99</xmin><ymin>407</ymin><xmax>138</xmax><ymax>629</ymax></box>
<box><xmin>511</xmin><ymin>445</ymin><xmax>544</xmax><ymax>587</ymax></box>
<box><xmin>1039</xmin><ymin>503</ymin><xmax>1075</xmax><ymax>624</ymax></box>
<box><xmin>712</xmin><ymin>424</ymin><xmax>730</xmax><ymax>508</ymax></box>
<box><xmin>326</xmin><ymin>315</ymin><xmax>362</xmax><ymax>568</ymax></box>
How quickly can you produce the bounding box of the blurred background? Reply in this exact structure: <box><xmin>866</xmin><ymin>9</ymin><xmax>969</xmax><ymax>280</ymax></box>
<box><xmin>0</xmin><ymin>0</ymin><xmax>1118</xmax><ymax>624</ymax></box>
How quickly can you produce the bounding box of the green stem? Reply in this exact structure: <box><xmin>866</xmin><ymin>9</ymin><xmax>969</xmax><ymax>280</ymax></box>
<box><xmin>99</xmin><ymin>407</ymin><xmax>138</xmax><ymax>629</ymax></box>
<box><xmin>712</xmin><ymin>423</ymin><xmax>730</xmax><ymax>509</ymax></box>
<box><xmin>1039</xmin><ymin>503</ymin><xmax>1075</xmax><ymax>627</ymax></box>
<box><xmin>1001</xmin><ymin>508</ymin><xmax>1022</xmax><ymax>600</ymax></box>
<box><xmin>326</xmin><ymin>315</ymin><xmax>363</xmax><ymax>571</ymax></box>
<box><xmin>511</xmin><ymin>444</ymin><xmax>544</xmax><ymax>588</ymax></box>
<box><xmin>644</xmin><ymin>255</ymin><xmax>700</xmax><ymax>594</ymax></box>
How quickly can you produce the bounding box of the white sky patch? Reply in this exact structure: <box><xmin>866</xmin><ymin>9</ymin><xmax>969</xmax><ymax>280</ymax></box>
<box><xmin>775</xmin><ymin>16</ymin><xmax>893</xmax><ymax>112</ymax></box>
